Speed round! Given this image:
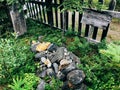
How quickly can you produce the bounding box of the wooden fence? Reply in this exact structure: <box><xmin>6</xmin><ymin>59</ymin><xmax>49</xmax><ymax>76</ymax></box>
<box><xmin>26</xmin><ymin>0</ymin><xmax>113</xmax><ymax>42</ymax></box>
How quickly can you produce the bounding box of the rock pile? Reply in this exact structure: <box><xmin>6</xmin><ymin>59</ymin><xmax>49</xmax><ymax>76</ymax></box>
<box><xmin>31</xmin><ymin>40</ymin><xmax>86</xmax><ymax>90</ymax></box>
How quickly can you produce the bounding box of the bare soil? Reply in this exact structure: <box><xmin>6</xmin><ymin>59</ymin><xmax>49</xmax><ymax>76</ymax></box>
<box><xmin>107</xmin><ymin>22</ymin><xmax>120</xmax><ymax>42</ymax></box>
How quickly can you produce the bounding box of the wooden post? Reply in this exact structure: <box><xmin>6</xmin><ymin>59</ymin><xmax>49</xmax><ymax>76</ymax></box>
<box><xmin>10</xmin><ymin>3</ymin><xmax>27</xmax><ymax>36</ymax></box>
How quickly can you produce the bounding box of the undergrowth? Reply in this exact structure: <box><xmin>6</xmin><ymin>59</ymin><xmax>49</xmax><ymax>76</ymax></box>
<box><xmin>0</xmin><ymin>19</ymin><xmax>120</xmax><ymax>90</ymax></box>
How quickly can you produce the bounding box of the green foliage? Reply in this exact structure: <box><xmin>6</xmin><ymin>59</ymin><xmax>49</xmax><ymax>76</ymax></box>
<box><xmin>0</xmin><ymin>38</ymin><xmax>35</xmax><ymax>84</ymax></box>
<box><xmin>8</xmin><ymin>73</ymin><xmax>39</xmax><ymax>90</ymax></box>
<box><xmin>67</xmin><ymin>36</ymin><xmax>92</xmax><ymax>56</ymax></box>
<box><xmin>61</xmin><ymin>0</ymin><xmax>87</xmax><ymax>12</ymax></box>
<box><xmin>8</xmin><ymin>76</ymin><xmax>25</xmax><ymax>90</ymax></box>
<box><xmin>42</xmin><ymin>30</ymin><xmax>64</xmax><ymax>46</ymax></box>
<box><xmin>99</xmin><ymin>42</ymin><xmax>120</xmax><ymax>62</ymax></box>
<box><xmin>79</xmin><ymin>54</ymin><xmax>120</xmax><ymax>90</ymax></box>
<box><xmin>45</xmin><ymin>78</ymin><xmax>63</xmax><ymax>90</ymax></box>
<box><xmin>61</xmin><ymin>0</ymin><xmax>108</xmax><ymax>12</ymax></box>
<box><xmin>78</xmin><ymin>41</ymin><xmax>120</xmax><ymax>90</ymax></box>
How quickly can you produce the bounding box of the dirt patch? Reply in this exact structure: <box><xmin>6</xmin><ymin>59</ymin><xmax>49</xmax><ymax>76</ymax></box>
<box><xmin>107</xmin><ymin>22</ymin><xmax>120</xmax><ymax>42</ymax></box>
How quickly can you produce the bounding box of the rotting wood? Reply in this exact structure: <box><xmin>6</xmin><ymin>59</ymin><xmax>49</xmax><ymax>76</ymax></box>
<box><xmin>81</xmin><ymin>9</ymin><xmax>112</xmax><ymax>29</ymax></box>
<box><xmin>10</xmin><ymin>4</ymin><xmax>27</xmax><ymax>36</ymax></box>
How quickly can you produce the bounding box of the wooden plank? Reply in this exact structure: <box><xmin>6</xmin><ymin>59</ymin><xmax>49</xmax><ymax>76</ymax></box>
<box><xmin>10</xmin><ymin>4</ymin><xmax>27</xmax><ymax>36</ymax></box>
<box><xmin>92</xmin><ymin>27</ymin><xmax>98</xmax><ymax>39</ymax></box>
<box><xmin>29</xmin><ymin>3</ymin><xmax>34</xmax><ymax>18</ymax></box>
<box><xmin>41</xmin><ymin>0</ymin><xmax>46</xmax><ymax>23</ymax></box>
<box><xmin>81</xmin><ymin>9</ymin><xmax>112</xmax><ymax>29</ymax></box>
<box><xmin>103</xmin><ymin>10</ymin><xmax>120</xmax><ymax>18</ymax></box>
<box><xmin>26</xmin><ymin>3</ymin><xmax>32</xmax><ymax>17</ymax></box>
<box><xmin>66</xmin><ymin>12</ymin><xmax>69</xmax><ymax>30</ymax></box>
<box><xmin>32</xmin><ymin>3</ymin><xmax>36</xmax><ymax>19</ymax></box>
<box><xmin>63</xmin><ymin>11</ymin><xmax>66</xmax><ymax>34</ymax></box>
<box><xmin>54</xmin><ymin>0</ymin><xmax>58</xmax><ymax>27</ymax></box>
<box><xmin>72</xmin><ymin>11</ymin><xmax>75</xmax><ymax>31</ymax></box>
<box><xmin>78</xmin><ymin>13</ymin><xmax>82</xmax><ymax>36</ymax></box>
<box><xmin>46</xmin><ymin>0</ymin><xmax>53</xmax><ymax>26</ymax></box>
<box><xmin>38</xmin><ymin>3</ymin><xmax>43</xmax><ymax>22</ymax></box>
<box><xmin>101</xmin><ymin>24</ymin><xmax>110</xmax><ymax>41</ymax></box>
<box><xmin>35</xmin><ymin>3</ymin><xmax>39</xmax><ymax>20</ymax></box>
<box><xmin>83</xmin><ymin>8</ymin><xmax>120</xmax><ymax>19</ymax></box>
<box><xmin>84</xmin><ymin>25</ymin><xmax>90</xmax><ymax>37</ymax></box>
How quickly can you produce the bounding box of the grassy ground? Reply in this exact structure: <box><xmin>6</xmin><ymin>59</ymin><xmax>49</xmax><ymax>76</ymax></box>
<box><xmin>0</xmin><ymin>19</ymin><xmax>120</xmax><ymax>90</ymax></box>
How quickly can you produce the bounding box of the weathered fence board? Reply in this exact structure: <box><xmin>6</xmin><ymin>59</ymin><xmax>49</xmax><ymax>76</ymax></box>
<box><xmin>10</xmin><ymin>4</ymin><xmax>27</xmax><ymax>36</ymax></box>
<box><xmin>81</xmin><ymin>9</ymin><xmax>112</xmax><ymax>29</ymax></box>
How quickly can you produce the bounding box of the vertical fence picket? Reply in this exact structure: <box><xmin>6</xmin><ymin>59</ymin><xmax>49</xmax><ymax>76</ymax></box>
<box><xmin>26</xmin><ymin>3</ymin><xmax>31</xmax><ymax>18</ymax></box>
<box><xmin>46</xmin><ymin>0</ymin><xmax>53</xmax><ymax>26</ymax></box>
<box><xmin>32</xmin><ymin>3</ymin><xmax>36</xmax><ymax>19</ymax></box>
<box><xmin>35</xmin><ymin>3</ymin><xmax>39</xmax><ymax>20</ymax></box>
<box><xmin>29</xmin><ymin>3</ymin><xmax>34</xmax><ymax>18</ymax></box>
<box><xmin>66</xmin><ymin>11</ymin><xmax>69</xmax><ymax>30</ymax></box>
<box><xmin>38</xmin><ymin>3</ymin><xmax>43</xmax><ymax>22</ymax></box>
<box><xmin>41</xmin><ymin>0</ymin><xmax>46</xmax><ymax>23</ymax></box>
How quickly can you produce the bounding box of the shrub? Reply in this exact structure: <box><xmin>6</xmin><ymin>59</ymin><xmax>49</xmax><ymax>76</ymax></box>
<box><xmin>99</xmin><ymin>42</ymin><xmax>120</xmax><ymax>63</ymax></box>
<box><xmin>0</xmin><ymin>38</ymin><xmax>35</xmax><ymax>84</ymax></box>
<box><xmin>45</xmin><ymin>77</ymin><xmax>63</xmax><ymax>90</ymax></box>
<box><xmin>8</xmin><ymin>73</ymin><xmax>39</xmax><ymax>90</ymax></box>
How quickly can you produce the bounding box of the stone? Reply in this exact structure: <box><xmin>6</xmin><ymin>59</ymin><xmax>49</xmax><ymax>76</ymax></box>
<box><xmin>51</xmin><ymin>47</ymin><xmax>64</xmax><ymax>63</ymax></box>
<box><xmin>64</xmin><ymin>48</ymin><xmax>68</xmax><ymax>52</ymax></box>
<box><xmin>60</xmin><ymin>59</ymin><xmax>72</xmax><ymax>66</ymax></box>
<box><xmin>74</xmin><ymin>84</ymin><xmax>87</xmax><ymax>90</ymax></box>
<box><xmin>65</xmin><ymin>56</ymin><xmax>70</xmax><ymax>60</ymax></box>
<box><xmin>69</xmin><ymin>52</ymin><xmax>81</xmax><ymax>64</ymax></box>
<box><xmin>53</xmin><ymin>63</ymin><xmax>59</xmax><ymax>74</ymax></box>
<box><xmin>38</xmin><ymin>36</ymin><xmax>44</xmax><ymax>42</ymax></box>
<box><xmin>47</xmin><ymin>52</ymin><xmax>56</xmax><ymax>62</ymax></box>
<box><xmin>61</xmin><ymin>62</ymin><xmax>76</xmax><ymax>74</ymax></box>
<box><xmin>41</xmin><ymin>57</ymin><xmax>46</xmax><ymax>63</ymax></box>
<box><xmin>41</xmin><ymin>57</ymin><xmax>52</xmax><ymax>68</ymax></box>
<box><xmin>30</xmin><ymin>42</ymin><xmax>39</xmax><ymax>52</ymax></box>
<box><xmin>47</xmin><ymin>43</ymin><xmax>58</xmax><ymax>52</ymax></box>
<box><xmin>39</xmin><ymin>70</ymin><xmax>47</xmax><ymax>78</ymax></box>
<box><xmin>36</xmin><ymin>80</ymin><xmax>46</xmax><ymax>90</ymax></box>
<box><xmin>56</xmin><ymin>71</ymin><xmax>66</xmax><ymax>81</ymax></box>
<box><xmin>46</xmin><ymin>68</ymin><xmax>55</xmax><ymax>77</ymax></box>
<box><xmin>46</xmin><ymin>59</ymin><xmax>52</xmax><ymax>68</ymax></box>
<box><xmin>36</xmin><ymin>42</ymin><xmax>51</xmax><ymax>52</ymax></box>
<box><xmin>59</xmin><ymin>59</ymin><xmax>72</xmax><ymax>70</ymax></box>
<box><xmin>62</xmin><ymin>81</ymin><xmax>69</xmax><ymax>90</ymax></box>
<box><xmin>35</xmin><ymin>51</ymin><xmax>46</xmax><ymax>59</ymax></box>
<box><xmin>67</xmin><ymin>70</ymin><xmax>85</xmax><ymax>85</ymax></box>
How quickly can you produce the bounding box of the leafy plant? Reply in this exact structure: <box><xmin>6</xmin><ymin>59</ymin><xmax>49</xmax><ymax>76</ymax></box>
<box><xmin>0</xmin><ymin>38</ymin><xmax>35</xmax><ymax>84</ymax></box>
<box><xmin>99</xmin><ymin>42</ymin><xmax>120</xmax><ymax>62</ymax></box>
<box><xmin>23</xmin><ymin>73</ymin><xmax>40</xmax><ymax>90</ymax></box>
<box><xmin>8</xmin><ymin>76</ymin><xmax>25</xmax><ymax>90</ymax></box>
<box><xmin>61</xmin><ymin>0</ymin><xmax>108</xmax><ymax>12</ymax></box>
<box><xmin>8</xmin><ymin>73</ymin><xmax>39</xmax><ymax>90</ymax></box>
<box><xmin>45</xmin><ymin>77</ymin><xmax>63</xmax><ymax>90</ymax></box>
